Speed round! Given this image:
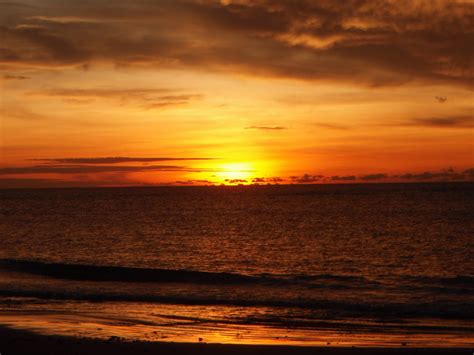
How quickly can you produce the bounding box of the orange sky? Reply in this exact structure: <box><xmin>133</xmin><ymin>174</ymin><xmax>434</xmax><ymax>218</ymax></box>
<box><xmin>1</xmin><ymin>0</ymin><xmax>473</xmax><ymax>187</ymax></box>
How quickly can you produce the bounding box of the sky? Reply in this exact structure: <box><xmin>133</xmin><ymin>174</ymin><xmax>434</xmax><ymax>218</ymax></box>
<box><xmin>0</xmin><ymin>0</ymin><xmax>473</xmax><ymax>187</ymax></box>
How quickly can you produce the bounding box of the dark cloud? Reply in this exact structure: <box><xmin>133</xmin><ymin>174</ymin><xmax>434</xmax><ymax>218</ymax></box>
<box><xmin>175</xmin><ymin>179</ymin><xmax>213</xmax><ymax>185</ymax></box>
<box><xmin>435</xmin><ymin>96</ymin><xmax>447</xmax><ymax>103</ymax></box>
<box><xmin>251</xmin><ymin>176</ymin><xmax>283</xmax><ymax>183</ymax></box>
<box><xmin>0</xmin><ymin>176</ymin><xmax>146</xmax><ymax>188</ymax></box>
<box><xmin>360</xmin><ymin>173</ymin><xmax>388</xmax><ymax>180</ymax></box>
<box><xmin>314</xmin><ymin>122</ymin><xmax>350</xmax><ymax>130</ymax></box>
<box><xmin>144</xmin><ymin>95</ymin><xmax>202</xmax><ymax>109</ymax></box>
<box><xmin>3</xmin><ymin>74</ymin><xmax>29</xmax><ymax>79</ymax></box>
<box><xmin>27</xmin><ymin>88</ymin><xmax>202</xmax><ymax>108</ymax></box>
<box><xmin>0</xmin><ymin>177</ymin><xmax>105</xmax><ymax>188</ymax></box>
<box><xmin>0</xmin><ymin>23</ymin><xmax>88</xmax><ymax>65</ymax></box>
<box><xmin>331</xmin><ymin>175</ymin><xmax>356</xmax><ymax>181</ymax></box>
<box><xmin>245</xmin><ymin>126</ymin><xmax>286</xmax><ymax>130</ymax></box>
<box><xmin>396</xmin><ymin>168</ymin><xmax>467</xmax><ymax>181</ymax></box>
<box><xmin>0</xmin><ymin>178</ymin><xmax>54</xmax><ymax>187</ymax></box>
<box><xmin>402</xmin><ymin>116</ymin><xmax>474</xmax><ymax>128</ymax></box>
<box><xmin>464</xmin><ymin>168</ymin><xmax>474</xmax><ymax>177</ymax></box>
<box><xmin>289</xmin><ymin>169</ymin><xmax>474</xmax><ymax>184</ymax></box>
<box><xmin>225</xmin><ymin>178</ymin><xmax>248</xmax><ymax>184</ymax></box>
<box><xmin>290</xmin><ymin>174</ymin><xmax>325</xmax><ymax>183</ymax></box>
<box><xmin>30</xmin><ymin>88</ymin><xmax>171</xmax><ymax>97</ymax></box>
<box><xmin>175</xmin><ymin>180</ymin><xmax>194</xmax><ymax>185</ymax></box>
<box><xmin>0</xmin><ymin>2</ymin><xmax>37</xmax><ymax>9</ymax></box>
<box><xmin>0</xmin><ymin>164</ymin><xmax>216</xmax><ymax>175</ymax></box>
<box><xmin>31</xmin><ymin>157</ymin><xmax>216</xmax><ymax>164</ymax></box>
<box><xmin>1</xmin><ymin>0</ymin><xmax>471</xmax><ymax>87</ymax></box>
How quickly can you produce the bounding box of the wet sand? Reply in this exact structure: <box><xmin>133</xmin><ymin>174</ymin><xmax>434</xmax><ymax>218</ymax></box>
<box><xmin>0</xmin><ymin>326</ymin><xmax>471</xmax><ymax>355</ymax></box>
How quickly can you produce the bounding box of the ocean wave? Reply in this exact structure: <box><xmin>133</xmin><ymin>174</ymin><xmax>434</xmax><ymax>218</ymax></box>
<box><xmin>0</xmin><ymin>288</ymin><xmax>472</xmax><ymax>320</ymax></box>
<box><xmin>0</xmin><ymin>259</ymin><xmax>376</xmax><ymax>287</ymax></box>
<box><xmin>1</xmin><ymin>259</ymin><xmax>472</xmax><ymax>292</ymax></box>
<box><xmin>0</xmin><ymin>259</ymin><xmax>263</xmax><ymax>284</ymax></box>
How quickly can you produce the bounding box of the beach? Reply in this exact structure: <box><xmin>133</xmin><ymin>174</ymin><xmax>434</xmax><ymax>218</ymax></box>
<box><xmin>0</xmin><ymin>326</ymin><xmax>471</xmax><ymax>355</ymax></box>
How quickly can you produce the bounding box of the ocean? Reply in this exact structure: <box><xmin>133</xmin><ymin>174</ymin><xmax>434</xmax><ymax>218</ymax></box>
<box><xmin>0</xmin><ymin>183</ymin><xmax>473</xmax><ymax>347</ymax></box>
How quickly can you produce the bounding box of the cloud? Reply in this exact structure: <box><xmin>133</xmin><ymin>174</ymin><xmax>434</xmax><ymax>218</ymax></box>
<box><xmin>2</xmin><ymin>0</ymin><xmax>472</xmax><ymax>87</ymax></box>
<box><xmin>401</xmin><ymin>115</ymin><xmax>474</xmax><ymax>128</ymax></box>
<box><xmin>435</xmin><ymin>96</ymin><xmax>447</xmax><ymax>103</ymax></box>
<box><xmin>0</xmin><ymin>2</ymin><xmax>37</xmax><ymax>9</ymax></box>
<box><xmin>251</xmin><ymin>176</ymin><xmax>283</xmax><ymax>183</ymax></box>
<box><xmin>2</xmin><ymin>165</ymin><xmax>473</xmax><ymax>188</ymax></box>
<box><xmin>0</xmin><ymin>164</ymin><xmax>216</xmax><ymax>175</ymax></box>
<box><xmin>175</xmin><ymin>179</ymin><xmax>213</xmax><ymax>185</ymax></box>
<box><xmin>360</xmin><ymin>173</ymin><xmax>388</xmax><ymax>180</ymax></box>
<box><xmin>245</xmin><ymin>126</ymin><xmax>286</xmax><ymax>130</ymax></box>
<box><xmin>0</xmin><ymin>23</ymin><xmax>88</xmax><ymax>65</ymax></box>
<box><xmin>1</xmin><ymin>107</ymin><xmax>46</xmax><ymax>121</ymax></box>
<box><xmin>463</xmin><ymin>168</ymin><xmax>474</xmax><ymax>178</ymax></box>
<box><xmin>144</xmin><ymin>95</ymin><xmax>202</xmax><ymax>109</ymax></box>
<box><xmin>331</xmin><ymin>175</ymin><xmax>356</xmax><ymax>181</ymax></box>
<box><xmin>3</xmin><ymin>74</ymin><xmax>29</xmax><ymax>80</ymax></box>
<box><xmin>288</xmin><ymin>169</ymin><xmax>473</xmax><ymax>184</ymax></box>
<box><xmin>225</xmin><ymin>178</ymin><xmax>247</xmax><ymax>184</ymax></box>
<box><xmin>290</xmin><ymin>173</ymin><xmax>325</xmax><ymax>183</ymax></box>
<box><xmin>30</xmin><ymin>88</ymin><xmax>171</xmax><ymax>97</ymax></box>
<box><xmin>0</xmin><ymin>177</ymin><xmax>86</xmax><ymax>188</ymax></box>
<box><xmin>30</xmin><ymin>157</ymin><xmax>216</xmax><ymax>164</ymax></box>
<box><xmin>27</xmin><ymin>88</ymin><xmax>202</xmax><ymax>109</ymax></box>
<box><xmin>396</xmin><ymin>168</ymin><xmax>466</xmax><ymax>181</ymax></box>
<box><xmin>0</xmin><ymin>177</ymin><xmax>127</xmax><ymax>188</ymax></box>
<box><xmin>27</xmin><ymin>16</ymin><xmax>102</xmax><ymax>24</ymax></box>
<box><xmin>175</xmin><ymin>180</ymin><xmax>195</xmax><ymax>185</ymax></box>
<box><xmin>314</xmin><ymin>122</ymin><xmax>350</xmax><ymax>130</ymax></box>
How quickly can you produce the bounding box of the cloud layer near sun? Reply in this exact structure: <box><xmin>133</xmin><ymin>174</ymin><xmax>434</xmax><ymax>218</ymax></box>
<box><xmin>1</xmin><ymin>0</ymin><xmax>473</xmax><ymax>187</ymax></box>
<box><xmin>0</xmin><ymin>156</ymin><xmax>472</xmax><ymax>188</ymax></box>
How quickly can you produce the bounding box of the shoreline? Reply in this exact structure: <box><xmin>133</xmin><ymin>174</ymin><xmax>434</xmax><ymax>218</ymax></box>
<box><xmin>0</xmin><ymin>326</ymin><xmax>471</xmax><ymax>355</ymax></box>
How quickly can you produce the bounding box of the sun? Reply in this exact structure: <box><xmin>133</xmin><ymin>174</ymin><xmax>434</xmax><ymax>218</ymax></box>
<box><xmin>215</xmin><ymin>162</ymin><xmax>254</xmax><ymax>184</ymax></box>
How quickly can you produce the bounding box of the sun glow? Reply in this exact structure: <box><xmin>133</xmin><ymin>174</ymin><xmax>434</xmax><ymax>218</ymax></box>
<box><xmin>215</xmin><ymin>162</ymin><xmax>254</xmax><ymax>184</ymax></box>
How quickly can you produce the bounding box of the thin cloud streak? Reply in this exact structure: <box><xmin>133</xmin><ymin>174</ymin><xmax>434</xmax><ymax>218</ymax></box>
<box><xmin>314</xmin><ymin>123</ymin><xmax>350</xmax><ymax>130</ymax></box>
<box><xmin>395</xmin><ymin>116</ymin><xmax>474</xmax><ymax>128</ymax></box>
<box><xmin>31</xmin><ymin>157</ymin><xmax>217</xmax><ymax>164</ymax></box>
<box><xmin>27</xmin><ymin>88</ymin><xmax>202</xmax><ymax>109</ymax></box>
<box><xmin>360</xmin><ymin>173</ymin><xmax>388</xmax><ymax>181</ymax></box>
<box><xmin>3</xmin><ymin>74</ymin><xmax>29</xmax><ymax>80</ymax></box>
<box><xmin>245</xmin><ymin>126</ymin><xmax>287</xmax><ymax>130</ymax></box>
<box><xmin>0</xmin><ymin>165</ymin><xmax>219</xmax><ymax>175</ymax></box>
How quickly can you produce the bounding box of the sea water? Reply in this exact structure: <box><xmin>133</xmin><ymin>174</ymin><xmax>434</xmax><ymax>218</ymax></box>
<box><xmin>0</xmin><ymin>183</ymin><xmax>472</xmax><ymax>347</ymax></box>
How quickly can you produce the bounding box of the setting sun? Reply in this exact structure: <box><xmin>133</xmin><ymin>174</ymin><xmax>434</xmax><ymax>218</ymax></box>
<box><xmin>214</xmin><ymin>162</ymin><xmax>254</xmax><ymax>184</ymax></box>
